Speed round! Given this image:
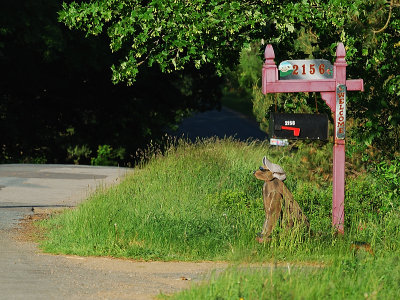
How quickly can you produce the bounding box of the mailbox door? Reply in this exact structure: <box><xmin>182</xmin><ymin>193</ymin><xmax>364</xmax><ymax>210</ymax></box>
<box><xmin>269</xmin><ymin>113</ymin><xmax>328</xmax><ymax>140</ymax></box>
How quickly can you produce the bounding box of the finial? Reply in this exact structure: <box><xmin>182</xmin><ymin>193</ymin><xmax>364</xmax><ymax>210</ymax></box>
<box><xmin>264</xmin><ymin>44</ymin><xmax>275</xmax><ymax>64</ymax></box>
<box><xmin>336</xmin><ymin>42</ymin><xmax>346</xmax><ymax>63</ymax></box>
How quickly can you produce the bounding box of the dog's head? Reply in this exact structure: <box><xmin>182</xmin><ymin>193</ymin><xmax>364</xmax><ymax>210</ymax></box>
<box><xmin>254</xmin><ymin>156</ymin><xmax>286</xmax><ymax>182</ymax></box>
<box><xmin>253</xmin><ymin>166</ymin><xmax>275</xmax><ymax>181</ymax></box>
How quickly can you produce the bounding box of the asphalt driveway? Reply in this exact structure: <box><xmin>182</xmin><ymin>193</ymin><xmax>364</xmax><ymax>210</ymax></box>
<box><xmin>0</xmin><ymin>164</ymin><xmax>126</xmax><ymax>230</ymax></box>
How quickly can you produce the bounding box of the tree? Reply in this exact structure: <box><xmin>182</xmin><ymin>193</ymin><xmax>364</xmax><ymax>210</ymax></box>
<box><xmin>59</xmin><ymin>0</ymin><xmax>399</xmax><ymax>157</ymax></box>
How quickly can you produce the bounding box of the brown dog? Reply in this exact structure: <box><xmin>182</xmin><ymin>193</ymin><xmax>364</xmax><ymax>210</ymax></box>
<box><xmin>253</xmin><ymin>157</ymin><xmax>309</xmax><ymax>242</ymax></box>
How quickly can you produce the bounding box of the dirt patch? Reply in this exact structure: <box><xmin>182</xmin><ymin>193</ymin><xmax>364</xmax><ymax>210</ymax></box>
<box><xmin>15</xmin><ymin>207</ymin><xmax>69</xmax><ymax>242</ymax></box>
<box><xmin>13</xmin><ymin>209</ymin><xmax>228</xmax><ymax>299</ymax></box>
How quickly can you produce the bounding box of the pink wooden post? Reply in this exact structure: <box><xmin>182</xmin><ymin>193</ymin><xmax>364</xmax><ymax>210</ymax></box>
<box><xmin>332</xmin><ymin>43</ymin><xmax>347</xmax><ymax>234</ymax></box>
<box><xmin>262</xmin><ymin>42</ymin><xmax>364</xmax><ymax>234</ymax></box>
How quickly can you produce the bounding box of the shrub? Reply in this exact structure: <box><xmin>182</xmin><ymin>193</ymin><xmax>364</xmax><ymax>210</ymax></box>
<box><xmin>91</xmin><ymin>144</ymin><xmax>125</xmax><ymax>166</ymax></box>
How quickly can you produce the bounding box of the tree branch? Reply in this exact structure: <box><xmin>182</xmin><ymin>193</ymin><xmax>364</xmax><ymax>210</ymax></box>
<box><xmin>373</xmin><ymin>0</ymin><xmax>394</xmax><ymax>34</ymax></box>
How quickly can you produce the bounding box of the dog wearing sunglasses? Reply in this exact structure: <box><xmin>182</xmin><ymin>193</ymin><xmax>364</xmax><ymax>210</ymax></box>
<box><xmin>253</xmin><ymin>157</ymin><xmax>309</xmax><ymax>242</ymax></box>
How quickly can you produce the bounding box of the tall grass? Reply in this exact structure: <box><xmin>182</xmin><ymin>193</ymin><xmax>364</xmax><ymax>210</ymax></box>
<box><xmin>40</xmin><ymin>138</ymin><xmax>399</xmax><ymax>263</ymax></box>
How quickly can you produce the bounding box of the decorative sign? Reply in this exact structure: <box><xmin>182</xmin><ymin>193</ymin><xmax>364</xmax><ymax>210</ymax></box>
<box><xmin>335</xmin><ymin>84</ymin><xmax>347</xmax><ymax>139</ymax></box>
<box><xmin>278</xmin><ymin>59</ymin><xmax>334</xmax><ymax>80</ymax></box>
<box><xmin>269</xmin><ymin>113</ymin><xmax>328</xmax><ymax>140</ymax></box>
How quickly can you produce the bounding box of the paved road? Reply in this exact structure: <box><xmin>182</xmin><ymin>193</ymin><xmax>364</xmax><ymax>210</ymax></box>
<box><xmin>174</xmin><ymin>107</ymin><xmax>268</xmax><ymax>141</ymax></box>
<box><xmin>0</xmin><ymin>164</ymin><xmax>125</xmax><ymax>230</ymax></box>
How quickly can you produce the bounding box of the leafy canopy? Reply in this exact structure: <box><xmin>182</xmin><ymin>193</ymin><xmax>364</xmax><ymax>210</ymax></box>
<box><xmin>59</xmin><ymin>0</ymin><xmax>270</xmax><ymax>85</ymax></box>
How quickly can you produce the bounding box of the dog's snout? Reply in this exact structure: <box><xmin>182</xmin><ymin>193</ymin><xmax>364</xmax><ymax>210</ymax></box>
<box><xmin>253</xmin><ymin>170</ymin><xmax>256</xmax><ymax>175</ymax></box>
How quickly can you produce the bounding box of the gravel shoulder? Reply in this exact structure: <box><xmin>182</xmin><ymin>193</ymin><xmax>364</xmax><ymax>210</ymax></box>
<box><xmin>8</xmin><ymin>219</ymin><xmax>227</xmax><ymax>300</ymax></box>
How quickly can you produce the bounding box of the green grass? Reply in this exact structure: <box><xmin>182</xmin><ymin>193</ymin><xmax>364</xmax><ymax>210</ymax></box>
<box><xmin>165</xmin><ymin>254</ymin><xmax>400</xmax><ymax>299</ymax></box>
<box><xmin>40</xmin><ymin>138</ymin><xmax>398</xmax><ymax>260</ymax></box>
<box><xmin>38</xmin><ymin>138</ymin><xmax>400</xmax><ymax>298</ymax></box>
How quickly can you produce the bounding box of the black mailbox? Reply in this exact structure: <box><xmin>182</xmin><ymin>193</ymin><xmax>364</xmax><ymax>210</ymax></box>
<box><xmin>269</xmin><ymin>113</ymin><xmax>328</xmax><ymax>140</ymax></box>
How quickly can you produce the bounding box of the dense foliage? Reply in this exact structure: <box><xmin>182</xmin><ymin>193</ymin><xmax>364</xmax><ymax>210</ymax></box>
<box><xmin>281</xmin><ymin>0</ymin><xmax>400</xmax><ymax>156</ymax></box>
<box><xmin>59</xmin><ymin>0</ymin><xmax>269</xmax><ymax>85</ymax></box>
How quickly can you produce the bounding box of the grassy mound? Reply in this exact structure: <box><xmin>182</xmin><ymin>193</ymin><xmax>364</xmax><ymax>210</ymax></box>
<box><xmin>40</xmin><ymin>138</ymin><xmax>399</xmax><ymax>263</ymax></box>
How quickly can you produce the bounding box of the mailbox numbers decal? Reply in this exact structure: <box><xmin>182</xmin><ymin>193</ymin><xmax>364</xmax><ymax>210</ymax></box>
<box><xmin>284</xmin><ymin>120</ymin><xmax>296</xmax><ymax>126</ymax></box>
<box><xmin>278</xmin><ymin>59</ymin><xmax>333</xmax><ymax>80</ymax></box>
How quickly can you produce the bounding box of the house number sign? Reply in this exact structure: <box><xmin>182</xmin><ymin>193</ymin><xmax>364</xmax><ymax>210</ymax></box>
<box><xmin>278</xmin><ymin>59</ymin><xmax>334</xmax><ymax>80</ymax></box>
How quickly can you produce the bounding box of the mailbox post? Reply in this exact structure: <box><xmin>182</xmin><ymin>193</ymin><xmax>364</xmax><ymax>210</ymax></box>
<box><xmin>262</xmin><ymin>43</ymin><xmax>364</xmax><ymax>234</ymax></box>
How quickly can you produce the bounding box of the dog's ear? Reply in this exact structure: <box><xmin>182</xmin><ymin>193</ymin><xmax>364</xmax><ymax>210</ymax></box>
<box><xmin>262</xmin><ymin>156</ymin><xmax>267</xmax><ymax>167</ymax></box>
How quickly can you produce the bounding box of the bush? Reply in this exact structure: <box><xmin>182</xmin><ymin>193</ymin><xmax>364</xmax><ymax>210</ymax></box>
<box><xmin>375</xmin><ymin>157</ymin><xmax>400</xmax><ymax>207</ymax></box>
<box><xmin>90</xmin><ymin>145</ymin><xmax>125</xmax><ymax>166</ymax></box>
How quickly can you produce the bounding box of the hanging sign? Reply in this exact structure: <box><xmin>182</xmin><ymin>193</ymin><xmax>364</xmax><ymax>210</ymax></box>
<box><xmin>269</xmin><ymin>113</ymin><xmax>329</xmax><ymax>140</ymax></box>
<box><xmin>335</xmin><ymin>84</ymin><xmax>347</xmax><ymax>139</ymax></box>
<box><xmin>278</xmin><ymin>59</ymin><xmax>334</xmax><ymax>80</ymax></box>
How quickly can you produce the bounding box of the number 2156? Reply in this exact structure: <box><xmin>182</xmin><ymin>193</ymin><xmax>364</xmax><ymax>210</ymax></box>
<box><xmin>293</xmin><ymin>64</ymin><xmax>326</xmax><ymax>75</ymax></box>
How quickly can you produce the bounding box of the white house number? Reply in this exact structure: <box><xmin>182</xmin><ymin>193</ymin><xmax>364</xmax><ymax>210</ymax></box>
<box><xmin>284</xmin><ymin>120</ymin><xmax>296</xmax><ymax>126</ymax></box>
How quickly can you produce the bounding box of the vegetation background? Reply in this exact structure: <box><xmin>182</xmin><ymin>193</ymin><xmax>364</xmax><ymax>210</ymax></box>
<box><xmin>1</xmin><ymin>0</ymin><xmax>399</xmax><ymax>165</ymax></box>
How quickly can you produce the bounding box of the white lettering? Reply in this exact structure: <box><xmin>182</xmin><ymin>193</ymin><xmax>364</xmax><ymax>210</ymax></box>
<box><xmin>284</xmin><ymin>120</ymin><xmax>296</xmax><ymax>126</ymax></box>
<box><xmin>336</xmin><ymin>84</ymin><xmax>347</xmax><ymax>139</ymax></box>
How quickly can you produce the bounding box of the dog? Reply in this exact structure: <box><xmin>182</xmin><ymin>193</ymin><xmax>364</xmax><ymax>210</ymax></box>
<box><xmin>350</xmin><ymin>242</ymin><xmax>374</xmax><ymax>256</ymax></box>
<box><xmin>253</xmin><ymin>156</ymin><xmax>309</xmax><ymax>242</ymax></box>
